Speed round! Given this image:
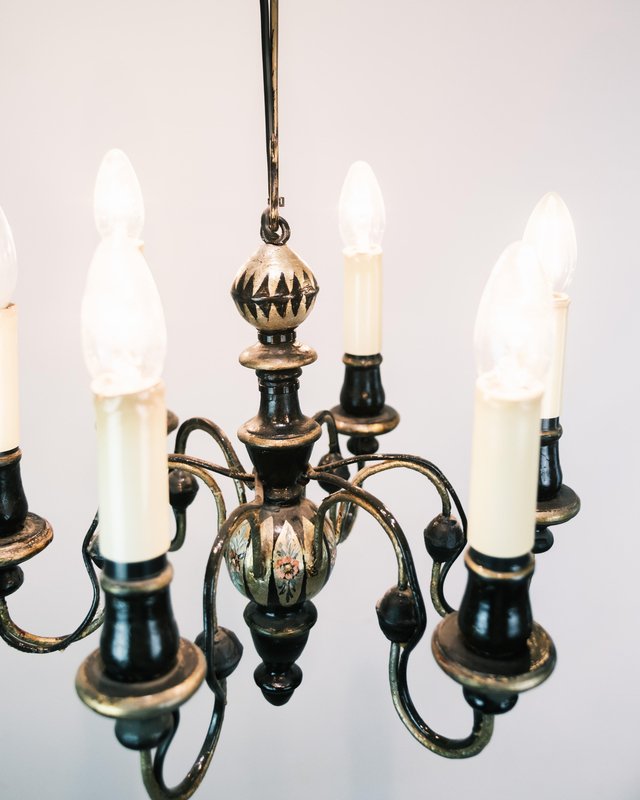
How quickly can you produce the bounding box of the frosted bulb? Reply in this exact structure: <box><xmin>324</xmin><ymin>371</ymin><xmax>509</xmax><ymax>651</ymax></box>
<box><xmin>474</xmin><ymin>241</ymin><xmax>552</xmax><ymax>396</ymax></box>
<box><xmin>94</xmin><ymin>149</ymin><xmax>145</xmax><ymax>240</ymax></box>
<box><xmin>339</xmin><ymin>161</ymin><xmax>385</xmax><ymax>252</ymax></box>
<box><xmin>82</xmin><ymin>237</ymin><xmax>166</xmax><ymax>396</ymax></box>
<box><xmin>523</xmin><ymin>192</ymin><xmax>576</xmax><ymax>293</ymax></box>
<box><xmin>0</xmin><ymin>206</ymin><xmax>17</xmax><ymax>308</ymax></box>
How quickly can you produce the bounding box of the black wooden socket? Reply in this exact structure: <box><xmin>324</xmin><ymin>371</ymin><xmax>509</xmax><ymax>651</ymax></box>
<box><xmin>458</xmin><ymin>549</ymin><xmax>533</xmax><ymax>659</ymax></box>
<box><xmin>339</xmin><ymin>356</ymin><xmax>385</xmax><ymax>418</ymax></box>
<box><xmin>0</xmin><ymin>449</ymin><xmax>28</xmax><ymax>537</ymax></box>
<box><xmin>538</xmin><ymin>417</ymin><xmax>563</xmax><ymax>501</ymax></box>
<box><xmin>100</xmin><ymin>556</ymin><xmax>180</xmax><ymax>683</ymax></box>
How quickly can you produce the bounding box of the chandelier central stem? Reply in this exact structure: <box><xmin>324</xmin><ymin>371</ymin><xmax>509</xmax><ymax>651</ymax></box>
<box><xmin>259</xmin><ymin>0</ymin><xmax>289</xmax><ymax>245</ymax></box>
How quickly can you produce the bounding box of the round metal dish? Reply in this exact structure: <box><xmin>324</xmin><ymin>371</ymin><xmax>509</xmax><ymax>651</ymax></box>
<box><xmin>329</xmin><ymin>404</ymin><xmax>400</xmax><ymax>438</ymax></box>
<box><xmin>0</xmin><ymin>513</ymin><xmax>53</xmax><ymax>567</ymax></box>
<box><xmin>76</xmin><ymin>638</ymin><xmax>206</xmax><ymax>720</ymax></box>
<box><xmin>536</xmin><ymin>484</ymin><xmax>580</xmax><ymax>527</ymax></box>
<box><xmin>432</xmin><ymin>612</ymin><xmax>556</xmax><ymax>696</ymax></box>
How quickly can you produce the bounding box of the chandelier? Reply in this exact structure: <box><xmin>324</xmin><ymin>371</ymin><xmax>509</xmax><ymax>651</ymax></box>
<box><xmin>0</xmin><ymin>2</ymin><xmax>580</xmax><ymax>798</ymax></box>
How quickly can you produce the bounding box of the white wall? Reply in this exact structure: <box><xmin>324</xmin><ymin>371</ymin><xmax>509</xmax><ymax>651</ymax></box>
<box><xmin>0</xmin><ymin>1</ymin><xmax>637</xmax><ymax>798</ymax></box>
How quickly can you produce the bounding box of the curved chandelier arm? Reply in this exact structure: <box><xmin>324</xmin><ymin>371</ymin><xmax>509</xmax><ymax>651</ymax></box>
<box><xmin>321</xmin><ymin>453</ymin><xmax>466</xmax><ymax>613</ymax></box>
<box><xmin>140</xmin><ymin>698</ymin><xmax>226</xmax><ymax>800</ymax></box>
<box><xmin>313</xmin><ymin>410</ymin><xmax>341</xmax><ymax>454</ymax></box>
<box><xmin>430</xmin><ymin>561</ymin><xmax>454</xmax><ymax>617</ymax></box>
<box><xmin>389</xmin><ymin>641</ymin><xmax>494</xmax><ymax>758</ymax></box>
<box><xmin>310</xmin><ymin>469</ymin><xmax>492</xmax><ymax>757</ymax></box>
<box><xmin>167</xmin><ymin>458</ymin><xmax>228</xmax><ymax>535</ymax></box>
<box><xmin>167</xmin><ymin>454</ymin><xmax>254</xmax><ymax>552</ymax></box>
<box><xmin>349</xmin><ymin>459</ymin><xmax>452</xmax><ymax>526</ymax></box>
<box><xmin>318</xmin><ymin>453</ymin><xmax>467</xmax><ymax>529</ymax></box>
<box><xmin>0</xmin><ymin>515</ymin><xmax>104</xmax><ymax>653</ymax></box>
<box><xmin>168</xmin><ymin>453</ymin><xmax>254</xmax><ymax>485</ymax></box>
<box><xmin>139</xmin><ymin>488</ymin><xmax>263</xmax><ymax>800</ymax></box>
<box><xmin>311</xmin><ymin>473</ymin><xmax>413</xmax><ymax>588</ymax></box>
<box><xmin>174</xmin><ymin>418</ymin><xmax>250</xmax><ymax>505</ymax></box>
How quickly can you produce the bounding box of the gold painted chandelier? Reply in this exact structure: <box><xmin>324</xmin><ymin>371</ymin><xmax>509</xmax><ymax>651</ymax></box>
<box><xmin>0</xmin><ymin>2</ymin><xmax>580</xmax><ymax>798</ymax></box>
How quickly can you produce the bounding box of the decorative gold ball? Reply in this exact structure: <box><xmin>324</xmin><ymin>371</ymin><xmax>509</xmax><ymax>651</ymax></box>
<box><xmin>231</xmin><ymin>243</ymin><xmax>319</xmax><ymax>332</ymax></box>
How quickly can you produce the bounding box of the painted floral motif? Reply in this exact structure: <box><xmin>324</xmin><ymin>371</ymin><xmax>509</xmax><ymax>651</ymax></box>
<box><xmin>273</xmin><ymin>521</ymin><xmax>303</xmax><ymax>605</ymax></box>
<box><xmin>245</xmin><ymin>516</ymin><xmax>273</xmax><ymax>605</ymax></box>
<box><xmin>225</xmin><ymin>520</ymin><xmax>251</xmax><ymax>596</ymax></box>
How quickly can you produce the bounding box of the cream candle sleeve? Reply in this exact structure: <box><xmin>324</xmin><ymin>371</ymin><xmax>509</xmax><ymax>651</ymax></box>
<box><xmin>541</xmin><ymin>293</ymin><xmax>570</xmax><ymax>419</ymax></box>
<box><xmin>343</xmin><ymin>250</ymin><xmax>382</xmax><ymax>356</ymax></box>
<box><xmin>467</xmin><ymin>377</ymin><xmax>542</xmax><ymax>558</ymax></box>
<box><xmin>95</xmin><ymin>381</ymin><xmax>169</xmax><ymax>563</ymax></box>
<box><xmin>0</xmin><ymin>304</ymin><xmax>20</xmax><ymax>452</ymax></box>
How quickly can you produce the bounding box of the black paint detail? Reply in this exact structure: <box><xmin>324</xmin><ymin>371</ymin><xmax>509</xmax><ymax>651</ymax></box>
<box><xmin>244</xmin><ymin>600</ymin><xmax>317</xmax><ymax>706</ymax></box>
<box><xmin>463</xmin><ymin>688</ymin><xmax>518</xmax><ymax>715</ymax></box>
<box><xmin>195</xmin><ymin>626</ymin><xmax>244</xmax><ymax>680</ymax></box>
<box><xmin>115</xmin><ymin>715</ymin><xmax>174</xmax><ymax>751</ymax></box>
<box><xmin>0</xmin><ymin>565</ymin><xmax>24</xmax><ymax>597</ymax></box>
<box><xmin>169</xmin><ymin>468</ymin><xmax>200</xmax><ymax>512</ymax></box>
<box><xmin>339</xmin><ymin>358</ymin><xmax>385</xmax><ymax>418</ymax></box>
<box><xmin>100</xmin><ymin>556</ymin><xmax>180</xmax><ymax>683</ymax></box>
<box><xmin>274</xmin><ymin>273</ymin><xmax>289</xmax><ymax>318</ymax></box>
<box><xmin>424</xmin><ymin>514</ymin><xmax>465</xmax><ymax>562</ymax></box>
<box><xmin>243</xmin><ymin>368</ymin><xmax>319</xmax><ymax>502</ymax></box>
<box><xmin>538</xmin><ymin>417</ymin><xmax>563</xmax><ymax>501</ymax></box>
<box><xmin>290</xmin><ymin>274</ymin><xmax>302</xmax><ymax>316</ymax></box>
<box><xmin>316</xmin><ymin>451</ymin><xmax>350</xmax><ymax>494</ymax></box>
<box><xmin>458</xmin><ymin>550</ymin><xmax>533</xmax><ymax>659</ymax></box>
<box><xmin>0</xmin><ymin>449</ymin><xmax>28</xmax><ymax>537</ymax></box>
<box><xmin>347</xmin><ymin>435</ymin><xmax>379</xmax><ymax>456</ymax></box>
<box><xmin>376</xmin><ymin>587</ymin><xmax>419</xmax><ymax>643</ymax></box>
<box><xmin>533</xmin><ymin>526</ymin><xmax>554</xmax><ymax>554</ymax></box>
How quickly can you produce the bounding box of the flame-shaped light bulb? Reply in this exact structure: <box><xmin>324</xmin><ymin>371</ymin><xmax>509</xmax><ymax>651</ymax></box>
<box><xmin>0</xmin><ymin>206</ymin><xmax>18</xmax><ymax>309</ymax></box>
<box><xmin>83</xmin><ymin>151</ymin><xmax>165</xmax><ymax>397</ymax></box>
<box><xmin>474</xmin><ymin>241</ymin><xmax>553</xmax><ymax>398</ymax></box>
<box><xmin>82</xmin><ymin>238</ymin><xmax>166</xmax><ymax>397</ymax></box>
<box><xmin>522</xmin><ymin>192</ymin><xmax>576</xmax><ymax>293</ymax></box>
<box><xmin>94</xmin><ymin>149</ymin><xmax>145</xmax><ymax>240</ymax></box>
<box><xmin>339</xmin><ymin>161</ymin><xmax>385</xmax><ymax>253</ymax></box>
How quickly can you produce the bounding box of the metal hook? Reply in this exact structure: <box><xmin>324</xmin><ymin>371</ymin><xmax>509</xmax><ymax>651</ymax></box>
<box><xmin>259</xmin><ymin>0</ymin><xmax>290</xmax><ymax>245</ymax></box>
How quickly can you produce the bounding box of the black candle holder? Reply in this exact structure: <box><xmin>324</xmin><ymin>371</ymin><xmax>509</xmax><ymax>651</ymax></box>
<box><xmin>330</xmin><ymin>353</ymin><xmax>399</xmax><ymax>456</ymax></box>
<box><xmin>432</xmin><ymin>549</ymin><xmax>555</xmax><ymax>715</ymax></box>
<box><xmin>76</xmin><ymin>555</ymin><xmax>206</xmax><ymax>751</ymax></box>
<box><xmin>534</xmin><ymin>417</ymin><xmax>580</xmax><ymax>553</ymax></box>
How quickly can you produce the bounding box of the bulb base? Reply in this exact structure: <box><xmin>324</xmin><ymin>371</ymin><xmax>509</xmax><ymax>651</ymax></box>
<box><xmin>331</xmin><ymin>354</ymin><xmax>399</xmax><ymax>455</ymax></box>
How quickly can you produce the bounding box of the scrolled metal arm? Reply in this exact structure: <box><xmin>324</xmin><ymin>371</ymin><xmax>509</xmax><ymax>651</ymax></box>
<box><xmin>174</xmin><ymin>417</ymin><xmax>251</xmax><ymax>505</ymax></box>
<box><xmin>309</xmin><ymin>469</ymin><xmax>493</xmax><ymax>758</ymax></box>
<box><xmin>140</xmin><ymin>468</ymin><xmax>262</xmax><ymax>800</ymax></box>
<box><xmin>314</xmin><ymin>453</ymin><xmax>465</xmax><ymax>615</ymax></box>
<box><xmin>167</xmin><ymin>452</ymin><xmax>254</xmax><ymax>551</ymax></box>
<box><xmin>0</xmin><ymin>515</ymin><xmax>104</xmax><ymax>653</ymax></box>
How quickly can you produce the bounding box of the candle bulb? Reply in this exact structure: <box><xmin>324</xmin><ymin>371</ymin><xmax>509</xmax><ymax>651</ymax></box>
<box><xmin>0</xmin><ymin>206</ymin><xmax>19</xmax><ymax>454</ymax></box>
<box><xmin>82</xmin><ymin>150</ymin><xmax>169</xmax><ymax>564</ymax></box>
<box><xmin>339</xmin><ymin>161</ymin><xmax>385</xmax><ymax>356</ymax></box>
<box><xmin>523</xmin><ymin>191</ymin><xmax>577</xmax><ymax>419</ymax></box>
<box><xmin>467</xmin><ymin>242</ymin><xmax>552</xmax><ymax>558</ymax></box>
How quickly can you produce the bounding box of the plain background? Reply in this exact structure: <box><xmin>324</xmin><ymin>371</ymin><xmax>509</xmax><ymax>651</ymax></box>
<box><xmin>0</xmin><ymin>1</ymin><xmax>638</xmax><ymax>798</ymax></box>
